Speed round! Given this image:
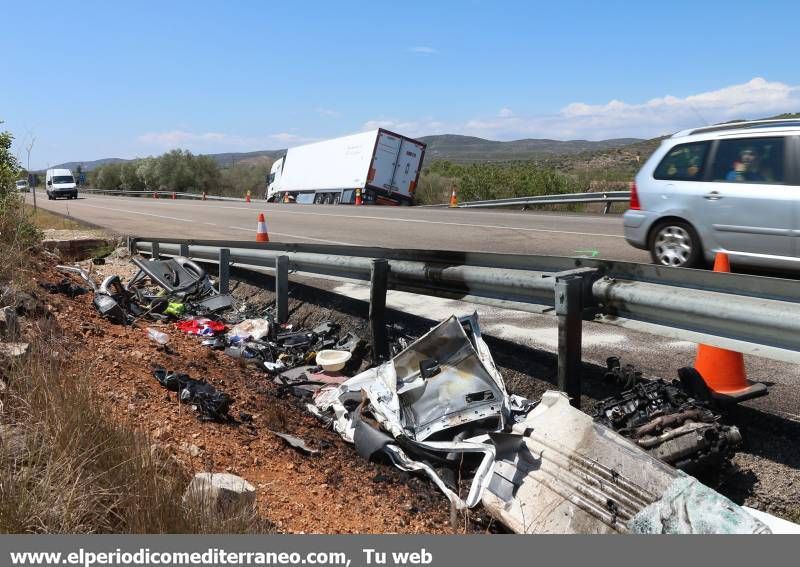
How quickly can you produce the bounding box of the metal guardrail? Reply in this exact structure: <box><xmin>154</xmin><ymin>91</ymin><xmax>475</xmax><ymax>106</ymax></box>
<box><xmin>79</xmin><ymin>188</ymin><xmax>259</xmax><ymax>202</ymax></box>
<box><xmin>127</xmin><ymin>236</ymin><xmax>800</xmax><ymax>404</ymax></box>
<box><xmin>81</xmin><ymin>188</ymin><xmax>630</xmax><ymax>212</ymax></box>
<box><xmin>454</xmin><ymin>191</ymin><xmax>631</xmax><ymax>212</ymax></box>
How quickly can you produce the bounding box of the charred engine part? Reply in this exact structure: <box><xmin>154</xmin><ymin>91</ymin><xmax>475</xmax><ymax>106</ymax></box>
<box><xmin>592</xmin><ymin>360</ymin><xmax>741</xmax><ymax>475</ymax></box>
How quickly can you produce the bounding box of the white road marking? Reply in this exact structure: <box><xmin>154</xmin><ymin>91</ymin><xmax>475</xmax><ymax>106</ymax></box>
<box><xmin>81</xmin><ymin>203</ymin><xmax>210</xmax><ymax>224</ymax></box>
<box><xmin>105</xmin><ymin>197</ymin><xmax>625</xmax><ymax>239</ymax></box>
<box><xmin>210</xmin><ymin>205</ymin><xmax>626</xmax><ymax>239</ymax></box>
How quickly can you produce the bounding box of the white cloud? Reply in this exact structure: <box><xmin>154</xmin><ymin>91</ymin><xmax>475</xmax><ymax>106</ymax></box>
<box><xmin>315</xmin><ymin>107</ymin><xmax>341</xmax><ymax>117</ymax></box>
<box><xmin>408</xmin><ymin>46</ymin><xmax>437</xmax><ymax>54</ymax></box>
<box><xmin>461</xmin><ymin>77</ymin><xmax>800</xmax><ymax>140</ymax></box>
<box><xmin>498</xmin><ymin>107</ymin><xmax>514</xmax><ymax>118</ymax></box>
<box><xmin>268</xmin><ymin>132</ymin><xmax>301</xmax><ymax>142</ymax></box>
<box><xmin>137</xmin><ymin>130</ymin><xmax>235</xmax><ymax>146</ymax></box>
<box><xmin>136</xmin><ymin>129</ymin><xmax>317</xmax><ymax>152</ymax></box>
<box><xmin>362</xmin><ymin>119</ymin><xmax>445</xmax><ymax>137</ymax></box>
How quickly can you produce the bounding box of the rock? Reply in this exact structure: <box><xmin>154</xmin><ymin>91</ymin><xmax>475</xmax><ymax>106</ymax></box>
<box><xmin>179</xmin><ymin>442</ymin><xmax>202</xmax><ymax>457</ymax></box>
<box><xmin>14</xmin><ymin>291</ymin><xmax>47</xmax><ymax>318</ymax></box>
<box><xmin>0</xmin><ymin>342</ymin><xmax>30</xmax><ymax>361</ymax></box>
<box><xmin>183</xmin><ymin>472</ymin><xmax>256</xmax><ymax>515</ymax></box>
<box><xmin>0</xmin><ymin>306</ymin><xmax>19</xmax><ymax>340</ymax></box>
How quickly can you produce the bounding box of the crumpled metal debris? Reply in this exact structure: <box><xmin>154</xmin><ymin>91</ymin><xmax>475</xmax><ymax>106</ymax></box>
<box><xmin>58</xmin><ymin>256</ymin><xmax>233</xmax><ymax>325</ymax></box>
<box><xmin>592</xmin><ymin>358</ymin><xmax>741</xmax><ymax>474</ymax></box>
<box><xmin>310</xmin><ymin>313</ymin><xmax>517</xmax><ymax>510</ymax></box>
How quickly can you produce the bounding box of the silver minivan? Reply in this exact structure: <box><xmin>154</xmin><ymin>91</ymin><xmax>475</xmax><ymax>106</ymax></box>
<box><xmin>624</xmin><ymin>119</ymin><xmax>800</xmax><ymax>269</ymax></box>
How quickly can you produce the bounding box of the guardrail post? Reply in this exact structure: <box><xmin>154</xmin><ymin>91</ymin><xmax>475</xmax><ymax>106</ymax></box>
<box><xmin>151</xmin><ymin>242</ymin><xmax>160</xmax><ymax>260</ymax></box>
<box><xmin>126</xmin><ymin>236</ymin><xmax>136</xmax><ymax>255</ymax></box>
<box><xmin>275</xmin><ymin>255</ymin><xmax>289</xmax><ymax>324</ymax></box>
<box><xmin>554</xmin><ymin>268</ymin><xmax>600</xmax><ymax>408</ymax></box>
<box><xmin>555</xmin><ymin>274</ymin><xmax>583</xmax><ymax>407</ymax></box>
<box><xmin>603</xmin><ymin>200</ymin><xmax>612</xmax><ymax>214</ymax></box>
<box><xmin>179</xmin><ymin>243</ymin><xmax>189</xmax><ymax>257</ymax></box>
<box><xmin>370</xmin><ymin>259</ymin><xmax>390</xmax><ymax>363</ymax></box>
<box><xmin>218</xmin><ymin>248</ymin><xmax>230</xmax><ymax>295</ymax></box>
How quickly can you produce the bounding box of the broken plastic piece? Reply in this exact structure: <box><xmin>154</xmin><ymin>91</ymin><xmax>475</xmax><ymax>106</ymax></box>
<box><xmin>93</xmin><ymin>294</ymin><xmax>126</xmax><ymax>324</ymax></box>
<box><xmin>269</xmin><ymin>430</ymin><xmax>319</xmax><ymax>456</ymax></box>
<box><xmin>164</xmin><ymin>302</ymin><xmax>186</xmax><ymax>317</ymax></box>
<box><xmin>228</xmin><ymin>319</ymin><xmax>271</xmax><ymax>341</ymax></box>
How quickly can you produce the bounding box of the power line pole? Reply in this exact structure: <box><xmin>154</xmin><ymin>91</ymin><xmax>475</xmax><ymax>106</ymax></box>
<box><xmin>25</xmin><ymin>136</ymin><xmax>36</xmax><ymax>211</ymax></box>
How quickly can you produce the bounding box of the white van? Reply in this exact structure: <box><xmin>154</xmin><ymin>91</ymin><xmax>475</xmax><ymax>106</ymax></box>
<box><xmin>46</xmin><ymin>168</ymin><xmax>78</xmax><ymax>200</ymax></box>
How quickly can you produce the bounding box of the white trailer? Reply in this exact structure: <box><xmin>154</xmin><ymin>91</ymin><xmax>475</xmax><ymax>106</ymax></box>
<box><xmin>265</xmin><ymin>129</ymin><xmax>426</xmax><ymax>205</ymax></box>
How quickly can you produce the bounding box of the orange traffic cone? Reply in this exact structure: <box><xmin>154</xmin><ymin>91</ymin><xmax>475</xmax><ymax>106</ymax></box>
<box><xmin>693</xmin><ymin>252</ymin><xmax>766</xmax><ymax>403</ymax></box>
<box><xmin>256</xmin><ymin>213</ymin><xmax>269</xmax><ymax>242</ymax></box>
<box><xmin>355</xmin><ymin>188</ymin><xmax>363</xmax><ymax>206</ymax></box>
<box><xmin>246</xmin><ymin>190</ymin><xmax>251</xmax><ymax>203</ymax></box>
<box><xmin>449</xmin><ymin>187</ymin><xmax>458</xmax><ymax>208</ymax></box>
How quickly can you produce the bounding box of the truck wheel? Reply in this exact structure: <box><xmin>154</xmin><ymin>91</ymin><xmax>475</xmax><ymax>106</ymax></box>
<box><xmin>314</xmin><ymin>193</ymin><xmax>322</xmax><ymax>205</ymax></box>
<box><xmin>323</xmin><ymin>193</ymin><xmax>332</xmax><ymax>205</ymax></box>
<box><xmin>333</xmin><ymin>193</ymin><xmax>341</xmax><ymax>205</ymax></box>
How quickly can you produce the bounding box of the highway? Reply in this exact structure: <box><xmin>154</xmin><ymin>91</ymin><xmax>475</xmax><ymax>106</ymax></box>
<box><xmin>27</xmin><ymin>190</ymin><xmax>800</xmax><ymax>421</ymax></box>
<box><xmin>28</xmin><ymin>191</ymin><xmax>649</xmax><ymax>261</ymax></box>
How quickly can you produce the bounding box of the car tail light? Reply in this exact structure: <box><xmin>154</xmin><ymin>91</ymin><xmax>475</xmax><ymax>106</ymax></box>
<box><xmin>629</xmin><ymin>181</ymin><xmax>641</xmax><ymax>210</ymax></box>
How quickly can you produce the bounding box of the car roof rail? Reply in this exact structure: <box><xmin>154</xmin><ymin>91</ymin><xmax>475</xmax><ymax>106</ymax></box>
<box><xmin>674</xmin><ymin>119</ymin><xmax>800</xmax><ymax>138</ymax></box>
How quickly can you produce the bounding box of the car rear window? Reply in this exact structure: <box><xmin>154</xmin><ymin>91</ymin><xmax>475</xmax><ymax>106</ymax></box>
<box><xmin>654</xmin><ymin>142</ymin><xmax>710</xmax><ymax>181</ymax></box>
<box><xmin>710</xmin><ymin>137</ymin><xmax>785</xmax><ymax>184</ymax></box>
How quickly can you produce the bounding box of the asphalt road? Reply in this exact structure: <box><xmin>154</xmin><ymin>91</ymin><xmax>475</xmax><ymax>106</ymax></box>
<box><xmin>27</xmin><ymin>191</ymin><xmax>649</xmax><ymax>261</ymax></box>
<box><xmin>27</xmin><ymin>190</ymin><xmax>800</xmax><ymax>420</ymax></box>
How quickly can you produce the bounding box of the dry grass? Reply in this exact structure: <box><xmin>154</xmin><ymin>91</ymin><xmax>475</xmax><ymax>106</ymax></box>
<box><xmin>1</xmin><ymin>193</ymin><xmax>270</xmax><ymax>533</ymax></box>
<box><xmin>0</xmin><ymin>335</ymin><xmax>268</xmax><ymax>533</ymax></box>
<box><xmin>23</xmin><ymin>204</ymin><xmax>86</xmax><ymax>231</ymax></box>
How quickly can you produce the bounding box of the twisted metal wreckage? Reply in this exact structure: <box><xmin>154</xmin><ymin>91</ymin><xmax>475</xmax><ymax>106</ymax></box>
<box><xmin>55</xmin><ymin>255</ymin><xmax>793</xmax><ymax>534</ymax></box>
<box><xmin>306</xmin><ymin>314</ymin><xmax>773</xmax><ymax>534</ymax></box>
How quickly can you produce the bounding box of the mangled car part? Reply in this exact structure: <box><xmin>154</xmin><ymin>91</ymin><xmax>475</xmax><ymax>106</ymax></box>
<box><xmin>592</xmin><ymin>359</ymin><xmax>741</xmax><ymax>474</ymax></box>
<box><xmin>153</xmin><ymin>368</ymin><xmax>232</xmax><ymax>422</ymax></box>
<box><xmin>480</xmin><ymin>390</ymin><xmax>768</xmax><ymax>534</ymax></box>
<box><xmin>310</xmin><ymin>313</ymin><xmax>512</xmax><ymax>509</ymax></box>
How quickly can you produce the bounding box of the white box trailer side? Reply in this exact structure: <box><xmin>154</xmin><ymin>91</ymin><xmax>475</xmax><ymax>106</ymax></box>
<box><xmin>267</xmin><ymin>129</ymin><xmax>426</xmax><ymax>205</ymax></box>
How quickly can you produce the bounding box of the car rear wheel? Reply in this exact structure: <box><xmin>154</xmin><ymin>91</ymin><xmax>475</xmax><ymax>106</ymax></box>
<box><xmin>649</xmin><ymin>221</ymin><xmax>702</xmax><ymax>268</ymax></box>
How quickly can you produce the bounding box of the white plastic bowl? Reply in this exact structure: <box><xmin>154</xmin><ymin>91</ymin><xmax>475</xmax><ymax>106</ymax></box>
<box><xmin>316</xmin><ymin>349</ymin><xmax>352</xmax><ymax>372</ymax></box>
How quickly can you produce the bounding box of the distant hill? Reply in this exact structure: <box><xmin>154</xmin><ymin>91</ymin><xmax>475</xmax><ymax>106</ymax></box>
<box><xmin>51</xmin><ymin>134</ymin><xmax>643</xmax><ymax>172</ymax></box>
<box><xmin>50</xmin><ymin>157</ymin><xmax>129</xmax><ymax>172</ymax></box>
<box><xmin>418</xmin><ymin>134</ymin><xmax>643</xmax><ymax>163</ymax></box>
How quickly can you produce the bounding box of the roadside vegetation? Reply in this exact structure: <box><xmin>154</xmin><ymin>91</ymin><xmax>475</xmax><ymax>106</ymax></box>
<box><xmin>87</xmin><ymin>150</ymin><xmax>273</xmax><ymax>199</ymax></box>
<box><xmin>2</xmin><ymin>121</ymin><xmax>263</xmax><ymax>533</ymax></box>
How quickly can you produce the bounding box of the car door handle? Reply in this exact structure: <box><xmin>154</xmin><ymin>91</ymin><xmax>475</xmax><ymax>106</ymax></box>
<box><xmin>704</xmin><ymin>191</ymin><xmax>723</xmax><ymax>200</ymax></box>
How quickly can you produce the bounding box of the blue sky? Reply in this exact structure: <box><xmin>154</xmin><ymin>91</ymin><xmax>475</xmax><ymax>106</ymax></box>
<box><xmin>2</xmin><ymin>0</ymin><xmax>800</xmax><ymax>168</ymax></box>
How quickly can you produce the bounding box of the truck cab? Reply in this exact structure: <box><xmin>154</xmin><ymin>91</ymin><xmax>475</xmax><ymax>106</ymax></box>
<box><xmin>265</xmin><ymin>157</ymin><xmax>285</xmax><ymax>201</ymax></box>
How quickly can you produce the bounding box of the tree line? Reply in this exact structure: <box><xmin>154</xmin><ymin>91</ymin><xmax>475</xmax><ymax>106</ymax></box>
<box><xmin>414</xmin><ymin>160</ymin><xmax>585</xmax><ymax>205</ymax></box>
<box><xmin>87</xmin><ymin>149</ymin><xmax>274</xmax><ymax>198</ymax></box>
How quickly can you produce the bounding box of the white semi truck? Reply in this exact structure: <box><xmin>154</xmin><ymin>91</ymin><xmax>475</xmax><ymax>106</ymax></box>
<box><xmin>265</xmin><ymin>129</ymin><xmax>426</xmax><ymax>206</ymax></box>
